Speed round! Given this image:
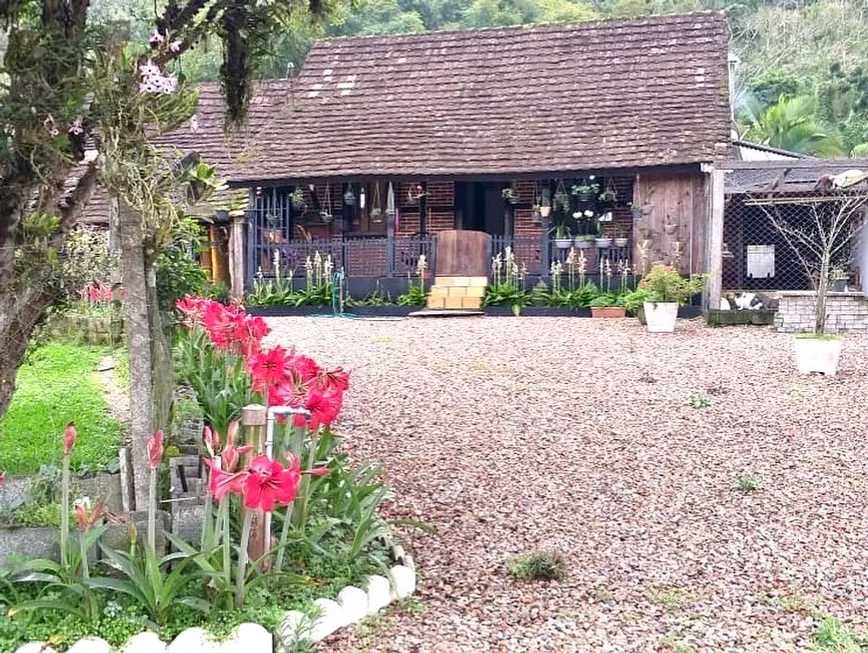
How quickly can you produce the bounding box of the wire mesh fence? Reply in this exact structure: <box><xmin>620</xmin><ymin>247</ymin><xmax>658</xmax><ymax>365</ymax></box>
<box><xmin>722</xmin><ymin>194</ymin><xmax>866</xmax><ymax>293</ymax></box>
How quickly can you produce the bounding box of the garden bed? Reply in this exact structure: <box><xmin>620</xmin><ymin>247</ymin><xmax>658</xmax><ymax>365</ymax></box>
<box><xmin>706</xmin><ymin>308</ymin><xmax>776</xmax><ymax>327</ymax></box>
<box><xmin>246</xmin><ymin>304</ymin><xmax>420</xmax><ymax>318</ymax></box>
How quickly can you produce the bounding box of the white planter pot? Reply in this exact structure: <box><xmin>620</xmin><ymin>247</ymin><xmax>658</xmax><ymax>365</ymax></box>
<box><xmin>595</xmin><ymin>238</ymin><xmax>613</xmax><ymax>248</ymax></box>
<box><xmin>554</xmin><ymin>238</ymin><xmax>572</xmax><ymax>249</ymax></box>
<box><xmin>575</xmin><ymin>239</ymin><xmax>594</xmax><ymax>249</ymax></box>
<box><xmin>614</xmin><ymin>237</ymin><xmax>629</xmax><ymax>247</ymax></box>
<box><xmin>793</xmin><ymin>336</ymin><xmax>843</xmax><ymax>376</ymax></box>
<box><xmin>643</xmin><ymin>302</ymin><xmax>678</xmax><ymax>333</ymax></box>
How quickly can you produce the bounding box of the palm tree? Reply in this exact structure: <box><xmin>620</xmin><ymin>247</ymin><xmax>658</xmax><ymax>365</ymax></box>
<box><xmin>740</xmin><ymin>95</ymin><xmax>845</xmax><ymax>157</ymax></box>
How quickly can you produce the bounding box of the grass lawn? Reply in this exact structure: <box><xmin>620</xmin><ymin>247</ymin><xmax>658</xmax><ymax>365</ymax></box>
<box><xmin>0</xmin><ymin>343</ymin><xmax>123</xmax><ymax>476</ymax></box>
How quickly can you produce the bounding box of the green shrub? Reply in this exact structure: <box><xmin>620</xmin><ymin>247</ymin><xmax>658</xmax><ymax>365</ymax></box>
<box><xmin>506</xmin><ymin>550</ymin><xmax>566</xmax><ymax>581</ymax></box>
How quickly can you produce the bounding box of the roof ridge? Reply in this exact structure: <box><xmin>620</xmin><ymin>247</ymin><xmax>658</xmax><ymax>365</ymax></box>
<box><xmin>315</xmin><ymin>10</ymin><xmax>726</xmax><ymax>45</ymax></box>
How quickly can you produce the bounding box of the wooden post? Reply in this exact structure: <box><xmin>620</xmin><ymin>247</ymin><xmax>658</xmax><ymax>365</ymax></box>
<box><xmin>703</xmin><ymin>164</ymin><xmax>727</xmax><ymax>310</ymax></box>
<box><xmin>241</xmin><ymin>404</ymin><xmax>267</xmax><ymax>562</ymax></box>
<box><xmin>386</xmin><ymin>209</ymin><xmax>396</xmax><ymax>277</ymax></box>
<box><xmin>229</xmin><ymin>215</ymin><xmax>246</xmax><ymax>300</ymax></box>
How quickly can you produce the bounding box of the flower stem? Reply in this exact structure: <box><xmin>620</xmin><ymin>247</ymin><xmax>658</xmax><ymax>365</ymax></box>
<box><xmin>60</xmin><ymin>454</ymin><xmax>70</xmax><ymax>567</ymax></box>
<box><xmin>273</xmin><ymin>506</ymin><xmax>292</xmax><ymax>573</ymax></box>
<box><xmin>147</xmin><ymin>467</ymin><xmax>157</xmax><ymax>555</ymax></box>
<box><xmin>79</xmin><ymin>532</ymin><xmax>89</xmax><ymax>580</ymax></box>
<box><xmin>221</xmin><ymin>500</ymin><xmax>231</xmax><ymax>586</ymax></box>
<box><xmin>235</xmin><ymin>510</ymin><xmax>253</xmax><ymax>609</ymax></box>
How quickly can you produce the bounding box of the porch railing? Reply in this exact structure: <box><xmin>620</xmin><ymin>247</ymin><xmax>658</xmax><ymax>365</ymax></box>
<box><xmin>490</xmin><ymin>234</ymin><xmax>633</xmax><ymax>279</ymax></box>
<box><xmin>247</xmin><ymin>234</ymin><xmax>437</xmax><ymax>284</ymax></box>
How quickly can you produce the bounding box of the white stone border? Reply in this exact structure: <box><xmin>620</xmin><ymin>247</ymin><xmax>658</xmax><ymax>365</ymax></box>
<box><xmin>14</xmin><ymin>540</ymin><xmax>416</xmax><ymax>653</ymax></box>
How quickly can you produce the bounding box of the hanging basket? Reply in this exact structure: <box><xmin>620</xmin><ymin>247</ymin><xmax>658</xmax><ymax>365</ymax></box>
<box><xmin>371</xmin><ymin>183</ymin><xmax>384</xmax><ymax>223</ymax></box>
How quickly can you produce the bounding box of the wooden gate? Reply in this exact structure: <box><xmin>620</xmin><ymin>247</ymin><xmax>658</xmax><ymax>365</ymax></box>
<box><xmin>435</xmin><ymin>229</ymin><xmax>491</xmax><ymax>277</ymax></box>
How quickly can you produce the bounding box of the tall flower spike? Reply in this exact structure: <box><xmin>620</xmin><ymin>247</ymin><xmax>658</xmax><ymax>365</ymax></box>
<box><xmin>63</xmin><ymin>422</ymin><xmax>77</xmax><ymax>456</ymax></box>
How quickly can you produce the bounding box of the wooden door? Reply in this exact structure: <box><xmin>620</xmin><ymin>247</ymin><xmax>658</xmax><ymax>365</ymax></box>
<box><xmin>435</xmin><ymin>229</ymin><xmax>491</xmax><ymax>277</ymax></box>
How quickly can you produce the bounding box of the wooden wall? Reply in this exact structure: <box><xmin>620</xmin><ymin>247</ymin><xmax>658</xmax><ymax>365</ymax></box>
<box><xmin>633</xmin><ymin>172</ymin><xmax>706</xmax><ymax>276</ymax></box>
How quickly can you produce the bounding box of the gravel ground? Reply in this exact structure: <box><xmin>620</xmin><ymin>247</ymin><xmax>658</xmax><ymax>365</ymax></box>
<box><xmin>266</xmin><ymin>316</ymin><xmax>868</xmax><ymax>653</ymax></box>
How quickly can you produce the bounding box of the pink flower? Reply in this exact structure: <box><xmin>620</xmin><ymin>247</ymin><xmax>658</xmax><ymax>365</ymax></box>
<box><xmin>74</xmin><ymin>499</ymin><xmax>105</xmax><ymax>533</ymax></box>
<box><xmin>242</xmin><ymin>455</ymin><xmax>301</xmax><ymax>512</ymax></box>
<box><xmin>203</xmin><ymin>425</ymin><xmax>220</xmax><ymax>457</ymax></box>
<box><xmin>63</xmin><ymin>422</ymin><xmax>76</xmax><ymax>456</ymax></box>
<box><xmin>294</xmin><ymin>385</ymin><xmax>343</xmax><ymax>431</ymax></box>
<box><xmin>247</xmin><ymin>346</ymin><xmax>291</xmax><ymax>392</ymax></box>
<box><xmin>204</xmin><ymin>458</ymin><xmax>246</xmax><ymax>501</ymax></box>
<box><xmin>147</xmin><ymin>430</ymin><xmax>163</xmax><ymax>469</ymax></box>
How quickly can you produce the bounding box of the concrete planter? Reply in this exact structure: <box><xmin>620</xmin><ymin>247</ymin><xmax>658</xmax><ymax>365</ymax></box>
<box><xmin>794</xmin><ymin>335</ymin><xmax>843</xmax><ymax>376</ymax></box>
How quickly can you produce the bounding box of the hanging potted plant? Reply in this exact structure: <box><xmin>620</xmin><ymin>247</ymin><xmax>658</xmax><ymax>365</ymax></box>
<box><xmin>370</xmin><ymin>183</ymin><xmax>384</xmax><ymax>223</ymax></box>
<box><xmin>571</xmin><ymin>182</ymin><xmax>600</xmax><ymax>206</ymax></box>
<box><xmin>549</xmin><ymin>223</ymin><xmax>572</xmax><ymax>249</ymax></box>
<box><xmin>629</xmin><ymin>202</ymin><xmax>644</xmax><ymax>221</ymax></box>
<box><xmin>531</xmin><ymin>205</ymin><xmax>542</xmax><ymax>225</ymax></box>
<box><xmin>663</xmin><ymin>215</ymin><xmax>679</xmax><ymax>235</ymax></box>
<box><xmin>502</xmin><ymin>187</ymin><xmax>520</xmax><ymax>206</ymax></box>
<box><xmin>553</xmin><ymin>180</ymin><xmax>569</xmax><ymax>214</ymax></box>
<box><xmin>407</xmin><ymin>183</ymin><xmax>426</xmax><ymax>204</ymax></box>
<box><xmin>599</xmin><ymin>180</ymin><xmax>618</xmax><ymax>204</ymax></box>
<box><xmin>290</xmin><ymin>187</ymin><xmax>306</xmax><ymax>212</ymax></box>
<box><xmin>343</xmin><ymin>186</ymin><xmax>357</xmax><ymax>206</ymax></box>
<box><xmin>320</xmin><ymin>183</ymin><xmax>333</xmax><ymax>223</ymax></box>
<box><xmin>638</xmin><ymin>264</ymin><xmax>706</xmax><ymax>333</ymax></box>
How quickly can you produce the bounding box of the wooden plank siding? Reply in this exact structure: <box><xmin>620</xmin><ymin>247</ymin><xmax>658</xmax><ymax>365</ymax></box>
<box><xmin>633</xmin><ymin>172</ymin><xmax>706</xmax><ymax>276</ymax></box>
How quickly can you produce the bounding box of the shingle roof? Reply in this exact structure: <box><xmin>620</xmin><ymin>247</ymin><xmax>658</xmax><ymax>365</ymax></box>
<box><xmin>231</xmin><ymin>12</ymin><xmax>732</xmax><ymax>183</ymax></box>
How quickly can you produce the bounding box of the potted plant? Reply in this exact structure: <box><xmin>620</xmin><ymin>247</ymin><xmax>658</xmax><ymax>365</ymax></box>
<box><xmin>629</xmin><ymin>202</ymin><xmax>644</xmax><ymax>221</ymax></box>
<box><xmin>638</xmin><ymin>264</ymin><xmax>705</xmax><ymax>333</ymax></box>
<box><xmin>595</xmin><ymin>234</ymin><xmax>612</xmax><ymax>248</ymax></box>
<box><xmin>663</xmin><ymin>215</ymin><xmax>678</xmax><ymax>235</ymax></box>
<box><xmin>589</xmin><ymin>294</ymin><xmax>626</xmax><ymax>318</ymax></box>
<box><xmin>553</xmin><ymin>181</ymin><xmax>570</xmax><ymax>213</ymax></box>
<box><xmin>613</xmin><ymin>229</ymin><xmax>629</xmax><ymax>248</ymax></box>
<box><xmin>550</xmin><ymin>224</ymin><xmax>572</xmax><ymax>249</ymax></box>
<box><xmin>531</xmin><ymin>205</ymin><xmax>542</xmax><ymax>224</ymax></box>
<box><xmin>571</xmin><ymin>182</ymin><xmax>600</xmax><ymax>205</ymax></box>
<box><xmin>574</xmin><ymin>234</ymin><xmax>595</xmax><ymax>249</ymax></box>
<box><xmin>370</xmin><ymin>207</ymin><xmax>383</xmax><ymax>223</ymax></box>
<box><xmin>502</xmin><ymin>187</ymin><xmax>520</xmax><ymax>205</ymax></box>
<box><xmin>290</xmin><ymin>187</ymin><xmax>306</xmax><ymax>211</ymax></box>
<box><xmin>343</xmin><ymin>187</ymin><xmax>357</xmax><ymax>206</ymax></box>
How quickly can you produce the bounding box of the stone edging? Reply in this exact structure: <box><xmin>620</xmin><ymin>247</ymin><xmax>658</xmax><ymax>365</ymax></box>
<box><xmin>13</xmin><ymin>540</ymin><xmax>416</xmax><ymax>653</ymax></box>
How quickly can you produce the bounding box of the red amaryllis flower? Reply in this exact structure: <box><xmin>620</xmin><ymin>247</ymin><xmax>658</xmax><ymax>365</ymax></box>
<box><xmin>176</xmin><ymin>295</ymin><xmax>207</xmax><ymax>324</ymax></box>
<box><xmin>247</xmin><ymin>346</ymin><xmax>291</xmax><ymax>392</ymax></box>
<box><xmin>147</xmin><ymin>430</ymin><xmax>163</xmax><ymax>469</ymax></box>
<box><xmin>0</xmin><ymin>470</ymin><xmax>6</xmax><ymax>484</ymax></box>
<box><xmin>220</xmin><ymin>442</ymin><xmax>252</xmax><ymax>473</ymax></box>
<box><xmin>63</xmin><ymin>422</ymin><xmax>77</xmax><ymax>456</ymax></box>
<box><xmin>241</xmin><ymin>455</ymin><xmax>301</xmax><ymax>512</ymax></box>
<box><xmin>203</xmin><ymin>425</ymin><xmax>219</xmax><ymax>457</ymax></box>
<box><xmin>285</xmin><ymin>352</ymin><xmax>320</xmax><ymax>384</ymax></box>
<box><xmin>74</xmin><ymin>499</ymin><xmax>105</xmax><ymax>533</ymax></box>
<box><xmin>316</xmin><ymin>367</ymin><xmax>350</xmax><ymax>392</ymax></box>
<box><xmin>294</xmin><ymin>386</ymin><xmax>343</xmax><ymax>431</ymax></box>
<box><xmin>204</xmin><ymin>458</ymin><xmax>247</xmax><ymax>501</ymax></box>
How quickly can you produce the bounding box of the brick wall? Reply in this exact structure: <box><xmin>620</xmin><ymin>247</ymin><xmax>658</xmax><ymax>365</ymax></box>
<box><xmin>775</xmin><ymin>291</ymin><xmax>868</xmax><ymax>333</ymax></box>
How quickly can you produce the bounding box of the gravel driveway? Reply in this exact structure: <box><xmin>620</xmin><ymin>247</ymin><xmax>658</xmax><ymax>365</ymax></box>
<box><xmin>266</xmin><ymin>316</ymin><xmax>868</xmax><ymax>652</ymax></box>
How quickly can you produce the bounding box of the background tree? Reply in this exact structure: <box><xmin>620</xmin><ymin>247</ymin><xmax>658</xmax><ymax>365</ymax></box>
<box><xmin>0</xmin><ymin>0</ymin><xmax>333</xmax><ymax>504</ymax></box>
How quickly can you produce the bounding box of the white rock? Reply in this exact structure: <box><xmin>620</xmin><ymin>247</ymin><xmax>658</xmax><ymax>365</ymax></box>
<box><xmin>337</xmin><ymin>585</ymin><xmax>368</xmax><ymax>624</ymax></box>
<box><xmin>365</xmin><ymin>574</ymin><xmax>393</xmax><ymax>614</ymax></box>
<box><xmin>67</xmin><ymin>638</ymin><xmax>112</xmax><ymax>653</ymax></box>
<box><xmin>221</xmin><ymin>623</ymin><xmax>272</xmax><ymax>653</ymax></box>
<box><xmin>278</xmin><ymin>609</ymin><xmax>312</xmax><ymax>646</ymax></box>
<box><xmin>120</xmin><ymin>631</ymin><xmax>167</xmax><ymax>653</ymax></box>
<box><xmin>392</xmin><ymin>544</ymin><xmax>406</xmax><ymax>562</ymax></box>
<box><xmin>16</xmin><ymin>644</ymin><xmax>57</xmax><ymax>653</ymax></box>
<box><xmin>389</xmin><ymin>564</ymin><xmax>417</xmax><ymax>599</ymax></box>
<box><xmin>309</xmin><ymin>598</ymin><xmax>344</xmax><ymax>642</ymax></box>
<box><xmin>167</xmin><ymin>627</ymin><xmax>220</xmax><ymax>653</ymax></box>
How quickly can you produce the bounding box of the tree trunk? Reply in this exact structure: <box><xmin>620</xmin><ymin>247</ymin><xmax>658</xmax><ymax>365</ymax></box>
<box><xmin>816</xmin><ymin>250</ymin><xmax>831</xmax><ymax>335</ymax></box>
<box><xmin>119</xmin><ymin>199</ymin><xmax>156</xmax><ymax>511</ymax></box>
